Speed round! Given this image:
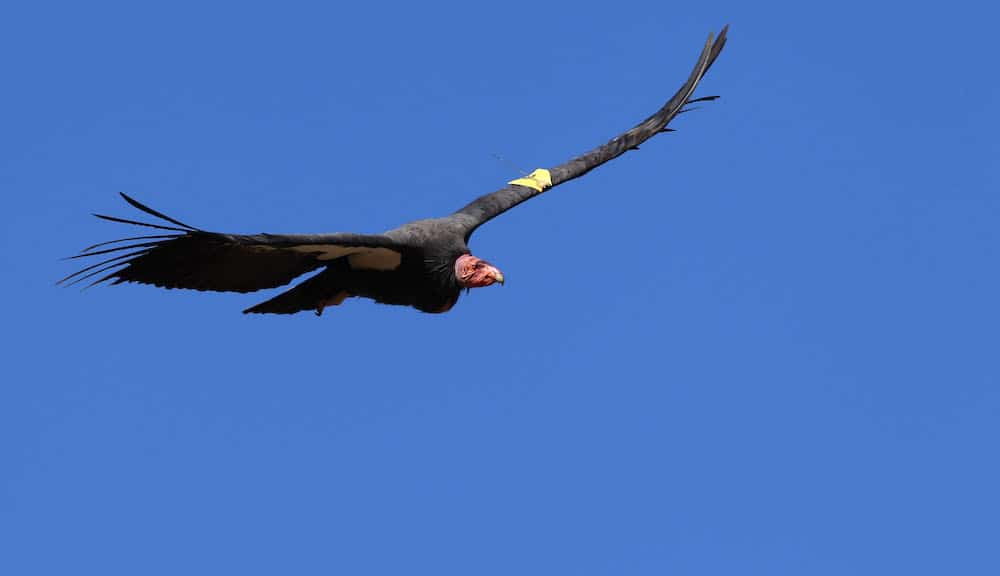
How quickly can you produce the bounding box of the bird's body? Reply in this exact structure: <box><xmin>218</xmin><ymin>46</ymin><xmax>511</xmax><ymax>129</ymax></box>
<box><xmin>61</xmin><ymin>28</ymin><xmax>728</xmax><ymax>316</ymax></box>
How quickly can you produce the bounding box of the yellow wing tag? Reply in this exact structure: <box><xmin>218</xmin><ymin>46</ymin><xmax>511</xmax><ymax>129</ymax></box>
<box><xmin>508</xmin><ymin>168</ymin><xmax>552</xmax><ymax>192</ymax></box>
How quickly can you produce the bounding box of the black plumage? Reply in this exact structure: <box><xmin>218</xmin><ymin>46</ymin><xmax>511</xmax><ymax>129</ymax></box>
<box><xmin>60</xmin><ymin>27</ymin><xmax>728</xmax><ymax>316</ymax></box>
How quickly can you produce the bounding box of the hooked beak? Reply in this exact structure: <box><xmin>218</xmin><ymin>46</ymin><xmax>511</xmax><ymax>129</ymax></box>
<box><xmin>492</xmin><ymin>270</ymin><xmax>504</xmax><ymax>286</ymax></box>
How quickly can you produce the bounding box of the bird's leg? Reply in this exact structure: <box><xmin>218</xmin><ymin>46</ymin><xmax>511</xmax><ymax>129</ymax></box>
<box><xmin>315</xmin><ymin>290</ymin><xmax>349</xmax><ymax>316</ymax></box>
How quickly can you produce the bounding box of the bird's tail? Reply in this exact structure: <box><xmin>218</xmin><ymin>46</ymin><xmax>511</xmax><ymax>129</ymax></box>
<box><xmin>242</xmin><ymin>265</ymin><xmax>349</xmax><ymax>315</ymax></box>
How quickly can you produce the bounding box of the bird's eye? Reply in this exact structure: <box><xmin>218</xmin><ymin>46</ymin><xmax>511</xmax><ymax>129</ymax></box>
<box><xmin>474</xmin><ymin>262</ymin><xmax>483</xmax><ymax>269</ymax></box>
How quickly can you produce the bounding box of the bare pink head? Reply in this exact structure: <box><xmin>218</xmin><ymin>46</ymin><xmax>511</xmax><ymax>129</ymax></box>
<box><xmin>455</xmin><ymin>254</ymin><xmax>504</xmax><ymax>289</ymax></box>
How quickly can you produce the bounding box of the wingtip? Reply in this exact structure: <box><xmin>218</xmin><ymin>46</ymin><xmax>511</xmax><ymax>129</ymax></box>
<box><xmin>716</xmin><ymin>25</ymin><xmax>729</xmax><ymax>49</ymax></box>
<box><xmin>116</xmin><ymin>192</ymin><xmax>201</xmax><ymax>231</ymax></box>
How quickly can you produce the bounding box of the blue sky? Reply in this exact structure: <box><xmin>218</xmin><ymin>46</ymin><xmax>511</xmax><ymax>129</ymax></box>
<box><xmin>2</xmin><ymin>1</ymin><xmax>997</xmax><ymax>574</ymax></box>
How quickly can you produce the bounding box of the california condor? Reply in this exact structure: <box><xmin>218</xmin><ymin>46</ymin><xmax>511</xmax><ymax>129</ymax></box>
<box><xmin>61</xmin><ymin>27</ymin><xmax>728</xmax><ymax>316</ymax></box>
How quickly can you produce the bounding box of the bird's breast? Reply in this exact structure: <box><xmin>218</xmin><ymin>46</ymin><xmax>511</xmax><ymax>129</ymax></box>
<box><xmin>427</xmin><ymin>293</ymin><xmax>460</xmax><ymax>314</ymax></box>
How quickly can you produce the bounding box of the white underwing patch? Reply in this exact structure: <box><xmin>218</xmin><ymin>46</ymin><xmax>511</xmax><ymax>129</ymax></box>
<box><xmin>347</xmin><ymin>249</ymin><xmax>402</xmax><ymax>270</ymax></box>
<box><xmin>288</xmin><ymin>245</ymin><xmax>402</xmax><ymax>270</ymax></box>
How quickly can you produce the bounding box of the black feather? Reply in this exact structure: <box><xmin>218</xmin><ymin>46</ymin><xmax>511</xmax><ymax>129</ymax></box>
<box><xmin>686</xmin><ymin>95</ymin><xmax>720</xmax><ymax>104</ymax></box>
<box><xmin>64</xmin><ymin>241</ymin><xmax>170</xmax><ymax>260</ymax></box>
<box><xmin>92</xmin><ymin>213</ymin><xmax>190</xmax><ymax>232</ymax></box>
<box><xmin>57</xmin><ymin>249</ymin><xmax>151</xmax><ymax>287</ymax></box>
<box><xmin>118</xmin><ymin>192</ymin><xmax>200</xmax><ymax>231</ymax></box>
<box><xmin>81</xmin><ymin>234</ymin><xmax>183</xmax><ymax>254</ymax></box>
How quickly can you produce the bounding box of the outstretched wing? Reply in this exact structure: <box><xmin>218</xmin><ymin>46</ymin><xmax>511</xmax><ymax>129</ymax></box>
<box><xmin>59</xmin><ymin>192</ymin><xmax>413</xmax><ymax>293</ymax></box>
<box><xmin>454</xmin><ymin>26</ymin><xmax>728</xmax><ymax>235</ymax></box>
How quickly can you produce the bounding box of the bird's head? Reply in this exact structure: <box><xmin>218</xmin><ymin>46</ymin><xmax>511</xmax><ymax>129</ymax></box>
<box><xmin>455</xmin><ymin>254</ymin><xmax>504</xmax><ymax>289</ymax></box>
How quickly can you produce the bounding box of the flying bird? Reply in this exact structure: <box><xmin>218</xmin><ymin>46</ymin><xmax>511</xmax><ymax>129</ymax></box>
<box><xmin>61</xmin><ymin>27</ymin><xmax>728</xmax><ymax>316</ymax></box>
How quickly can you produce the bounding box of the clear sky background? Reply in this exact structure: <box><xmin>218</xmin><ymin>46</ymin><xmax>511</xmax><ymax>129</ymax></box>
<box><xmin>2</xmin><ymin>1</ymin><xmax>997</xmax><ymax>574</ymax></box>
